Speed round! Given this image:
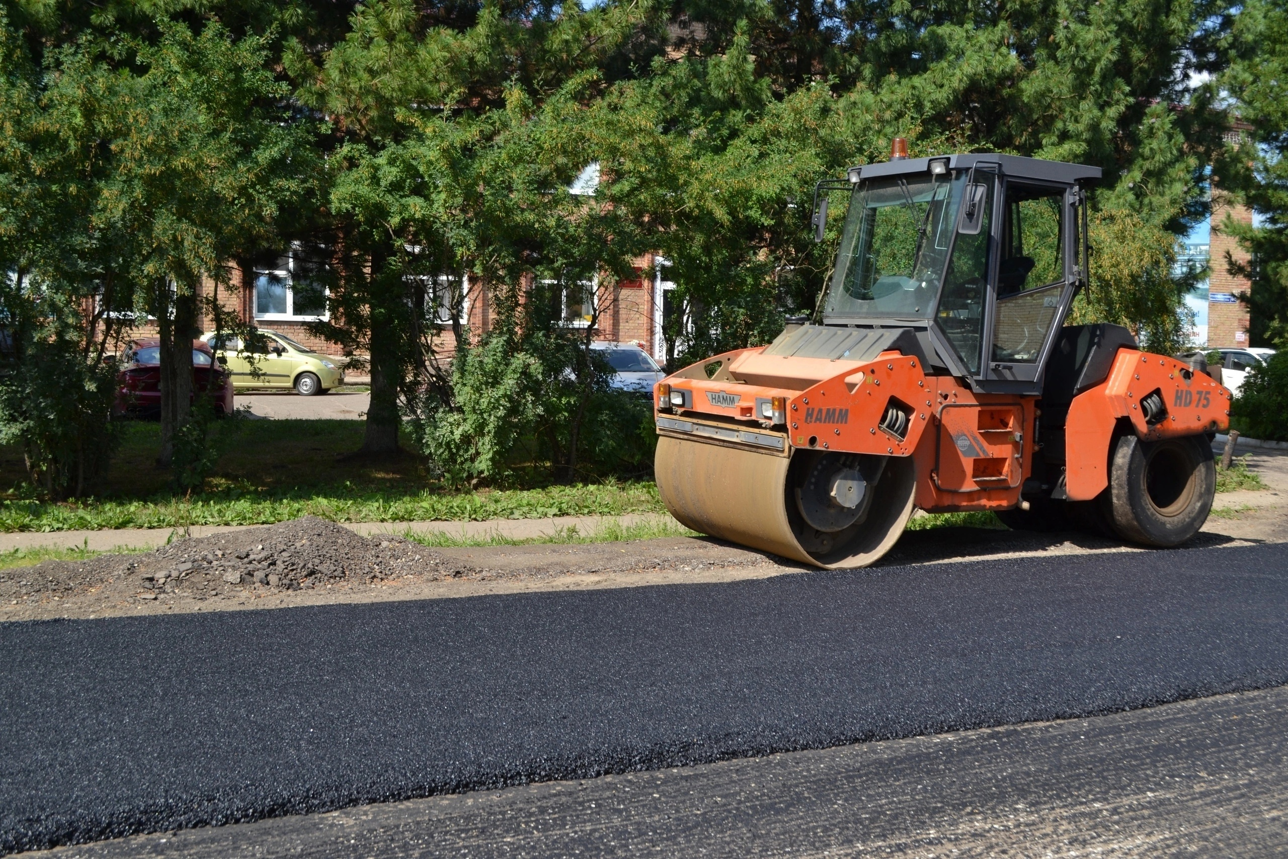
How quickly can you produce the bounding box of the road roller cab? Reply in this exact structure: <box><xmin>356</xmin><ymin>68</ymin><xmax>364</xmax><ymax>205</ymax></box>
<box><xmin>654</xmin><ymin>144</ymin><xmax>1231</xmax><ymax>568</ymax></box>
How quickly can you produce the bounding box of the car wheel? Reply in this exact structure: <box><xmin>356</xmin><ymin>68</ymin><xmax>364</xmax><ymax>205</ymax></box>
<box><xmin>295</xmin><ymin>372</ymin><xmax>322</xmax><ymax>396</ymax></box>
<box><xmin>1105</xmin><ymin>434</ymin><xmax>1215</xmax><ymax>547</ymax></box>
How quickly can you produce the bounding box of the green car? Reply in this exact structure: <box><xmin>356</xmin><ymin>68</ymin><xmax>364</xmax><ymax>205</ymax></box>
<box><xmin>201</xmin><ymin>329</ymin><xmax>345</xmax><ymax>396</ymax></box>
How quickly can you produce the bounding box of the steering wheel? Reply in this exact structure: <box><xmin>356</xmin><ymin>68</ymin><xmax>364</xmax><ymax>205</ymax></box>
<box><xmin>994</xmin><ymin>324</ymin><xmax>1032</xmax><ymax>361</ymax></box>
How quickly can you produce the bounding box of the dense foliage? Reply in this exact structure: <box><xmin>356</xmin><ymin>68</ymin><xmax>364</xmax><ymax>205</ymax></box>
<box><xmin>2</xmin><ymin>0</ymin><xmax>1282</xmax><ymax>490</ymax></box>
<box><xmin>1217</xmin><ymin>0</ymin><xmax>1288</xmax><ymax>348</ymax></box>
<box><xmin>1234</xmin><ymin>350</ymin><xmax>1288</xmax><ymax>441</ymax></box>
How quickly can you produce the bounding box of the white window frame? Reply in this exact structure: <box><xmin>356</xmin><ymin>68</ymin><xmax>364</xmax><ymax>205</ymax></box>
<box><xmin>653</xmin><ymin>257</ymin><xmax>694</xmax><ymax>361</ymax></box>
<box><xmin>412</xmin><ymin>273</ymin><xmax>470</xmax><ymax>326</ymax></box>
<box><xmin>541</xmin><ymin>275</ymin><xmax>599</xmax><ymax>328</ymax></box>
<box><xmin>253</xmin><ymin>248</ymin><xmax>329</xmax><ymax>322</ymax></box>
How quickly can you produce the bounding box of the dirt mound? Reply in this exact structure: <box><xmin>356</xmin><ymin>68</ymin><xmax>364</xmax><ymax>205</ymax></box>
<box><xmin>1</xmin><ymin>517</ymin><xmax>476</xmax><ymax>606</ymax></box>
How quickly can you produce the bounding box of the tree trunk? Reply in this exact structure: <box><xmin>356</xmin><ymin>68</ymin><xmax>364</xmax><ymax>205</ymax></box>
<box><xmin>158</xmin><ymin>287</ymin><xmax>197</xmax><ymax>468</ymax></box>
<box><xmin>360</xmin><ymin>251</ymin><xmax>402</xmax><ymax>456</ymax></box>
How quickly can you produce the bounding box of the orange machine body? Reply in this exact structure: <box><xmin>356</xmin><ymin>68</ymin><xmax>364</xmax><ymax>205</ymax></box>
<box><xmin>655</xmin><ymin>345</ymin><xmax>1229</xmax><ymax>513</ymax></box>
<box><xmin>1063</xmin><ymin>349</ymin><xmax>1230</xmax><ymax>501</ymax></box>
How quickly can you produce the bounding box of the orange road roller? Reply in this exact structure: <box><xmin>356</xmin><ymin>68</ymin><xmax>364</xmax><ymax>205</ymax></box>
<box><xmin>654</xmin><ymin>145</ymin><xmax>1230</xmax><ymax>568</ymax></box>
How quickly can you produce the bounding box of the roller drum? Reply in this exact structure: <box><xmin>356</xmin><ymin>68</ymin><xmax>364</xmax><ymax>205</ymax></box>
<box><xmin>655</xmin><ymin>435</ymin><xmax>916</xmax><ymax>568</ymax></box>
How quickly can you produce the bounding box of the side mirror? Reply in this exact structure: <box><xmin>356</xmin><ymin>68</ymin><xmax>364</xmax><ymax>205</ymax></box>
<box><xmin>811</xmin><ymin>198</ymin><xmax>829</xmax><ymax>243</ymax></box>
<box><xmin>957</xmin><ymin>184</ymin><xmax>987</xmax><ymax>235</ymax></box>
<box><xmin>272</xmin><ymin>346</ymin><xmax>284</xmax><ymax>356</ymax></box>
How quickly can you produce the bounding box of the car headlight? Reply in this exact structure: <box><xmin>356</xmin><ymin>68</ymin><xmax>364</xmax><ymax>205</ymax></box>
<box><xmin>320</xmin><ymin>360</ymin><xmax>336</xmax><ymax>370</ymax></box>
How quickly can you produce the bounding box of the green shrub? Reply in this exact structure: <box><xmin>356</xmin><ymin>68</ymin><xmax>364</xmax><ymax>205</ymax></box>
<box><xmin>0</xmin><ymin>333</ymin><xmax>121</xmax><ymax>500</ymax></box>
<box><xmin>410</xmin><ymin>330</ymin><xmax>657</xmax><ymax>485</ymax></box>
<box><xmin>1233</xmin><ymin>350</ymin><xmax>1288</xmax><ymax>441</ymax></box>
<box><xmin>577</xmin><ymin>388</ymin><xmax>657</xmax><ymax>476</ymax></box>
<box><xmin>410</xmin><ymin>332</ymin><xmax>547</xmax><ymax>485</ymax></box>
<box><xmin>169</xmin><ymin>397</ymin><xmax>246</xmax><ymax>493</ymax></box>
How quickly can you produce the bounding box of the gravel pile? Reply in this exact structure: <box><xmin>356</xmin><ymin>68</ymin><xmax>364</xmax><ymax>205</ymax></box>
<box><xmin>1</xmin><ymin>516</ymin><xmax>477</xmax><ymax>606</ymax></box>
<box><xmin>145</xmin><ymin>516</ymin><xmax>473</xmax><ymax>590</ymax></box>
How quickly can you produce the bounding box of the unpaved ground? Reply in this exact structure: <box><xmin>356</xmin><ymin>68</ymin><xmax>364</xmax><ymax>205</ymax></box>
<box><xmin>3</xmin><ymin>446</ymin><xmax>1286</xmax><ymax>624</ymax></box>
<box><xmin>0</xmin><ymin>517</ymin><xmax>780</xmax><ymax>622</ymax></box>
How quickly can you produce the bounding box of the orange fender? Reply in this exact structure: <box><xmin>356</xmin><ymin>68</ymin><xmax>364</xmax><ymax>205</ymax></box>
<box><xmin>1064</xmin><ymin>349</ymin><xmax>1231</xmax><ymax>501</ymax></box>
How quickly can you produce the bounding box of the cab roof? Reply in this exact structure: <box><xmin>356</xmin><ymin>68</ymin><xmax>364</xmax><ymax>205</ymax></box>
<box><xmin>851</xmin><ymin>153</ymin><xmax>1102</xmax><ymax>186</ymax></box>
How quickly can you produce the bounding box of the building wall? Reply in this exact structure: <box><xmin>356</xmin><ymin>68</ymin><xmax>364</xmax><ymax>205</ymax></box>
<box><xmin>1207</xmin><ymin>190</ymin><xmax>1255</xmax><ymax>349</ymax></box>
<box><xmin>103</xmin><ymin>257</ymin><xmax>672</xmax><ymax>366</ymax></box>
<box><xmin>610</xmin><ymin>254</ymin><xmax>658</xmax><ymax>350</ymax></box>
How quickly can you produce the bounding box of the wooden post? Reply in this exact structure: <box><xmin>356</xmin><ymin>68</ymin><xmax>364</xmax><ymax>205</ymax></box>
<box><xmin>1221</xmin><ymin>431</ymin><xmax>1240</xmax><ymax>470</ymax></box>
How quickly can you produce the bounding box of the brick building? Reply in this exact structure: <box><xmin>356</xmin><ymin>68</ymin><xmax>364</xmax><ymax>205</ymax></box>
<box><xmin>1205</xmin><ymin>192</ymin><xmax>1255</xmax><ymax>349</ymax></box>
<box><xmin>114</xmin><ymin>249</ymin><xmax>678</xmax><ymax>366</ymax></box>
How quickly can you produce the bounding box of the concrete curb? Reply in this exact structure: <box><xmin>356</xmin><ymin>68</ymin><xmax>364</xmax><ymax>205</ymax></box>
<box><xmin>1215</xmin><ymin>434</ymin><xmax>1288</xmax><ymax>452</ymax></box>
<box><xmin>0</xmin><ymin>513</ymin><xmax>678</xmax><ymax>554</ymax></box>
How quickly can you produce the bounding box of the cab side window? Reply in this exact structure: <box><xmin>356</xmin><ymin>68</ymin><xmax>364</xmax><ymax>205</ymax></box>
<box><xmin>937</xmin><ymin>179</ymin><xmax>994</xmax><ymax>374</ymax></box>
<box><xmin>992</xmin><ymin>183</ymin><xmax>1066</xmax><ymax>364</ymax></box>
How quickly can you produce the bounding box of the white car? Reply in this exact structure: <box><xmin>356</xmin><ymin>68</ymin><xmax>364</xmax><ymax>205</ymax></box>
<box><xmin>1218</xmin><ymin>347</ymin><xmax>1276</xmax><ymax>399</ymax></box>
<box><xmin>591</xmin><ymin>342</ymin><xmax>666</xmax><ymax>395</ymax></box>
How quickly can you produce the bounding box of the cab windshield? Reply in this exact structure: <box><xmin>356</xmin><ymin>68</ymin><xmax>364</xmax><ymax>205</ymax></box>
<box><xmin>824</xmin><ymin>172</ymin><xmax>963</xmax><ymax>320</ymax></box>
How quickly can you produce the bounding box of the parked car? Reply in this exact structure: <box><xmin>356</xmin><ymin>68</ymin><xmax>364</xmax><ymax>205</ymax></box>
<box><xmin>591</xmin><ymin>341</ymin><xmax>666</xmax><ymax>394</ymax></box>
<box><xmin>114</xmin><ymin>340</ymin><xmax>235</xmax><ymax>419</ymax></box>
<box><xmin>201</xmin><ymin>329</ymin><xmax>344</xmax><ymax>396</ymax></box>
<box><xmin>1217</xmin><ymin>347</ymin><xmax>1277</xmax><ymax>399</ymax></box>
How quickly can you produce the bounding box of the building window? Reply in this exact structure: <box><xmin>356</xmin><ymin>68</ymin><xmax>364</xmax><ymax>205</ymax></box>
<box><xmin>419</xmin><ymin>273</ymin><xmax>469</xmax><ymax>326</ymax></box>
<box><xmin>540</xmin><ymin>276</ymin><xmax>598</xmax><ymax>327</ymax></box>
<box><xmin>254</xmin><ymin>251</ymin><xmax>328</xmax><ymax>321</ymax></box>
<box><xmin>569</xmin><ymin>162</ymin><xmax>600</xmax><ymax>196</ymax></box>
<box><xmin>653</xmin><ymin>257</ymin><xmax>694</xmax><ymax>362</ymax></box>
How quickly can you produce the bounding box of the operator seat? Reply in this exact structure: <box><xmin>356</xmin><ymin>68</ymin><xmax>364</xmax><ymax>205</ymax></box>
<box><xmin>998</xmin><ymin>255</ymin><xmax>1036</xmax><ymax>297</ymax></box>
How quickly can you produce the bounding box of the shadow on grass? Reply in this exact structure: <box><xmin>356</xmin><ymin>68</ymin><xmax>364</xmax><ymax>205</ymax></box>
<box><xmin>0</xmin><ymin>420</ymin><xmax>665</xmax><ymax>533</ymax></box>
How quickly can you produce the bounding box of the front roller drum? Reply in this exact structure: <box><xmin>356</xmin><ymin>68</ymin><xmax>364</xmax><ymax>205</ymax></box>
<box><xmin>655</xmin><ymin>436</ymin><xmax>916</xmax><ymax>568</ymax></box>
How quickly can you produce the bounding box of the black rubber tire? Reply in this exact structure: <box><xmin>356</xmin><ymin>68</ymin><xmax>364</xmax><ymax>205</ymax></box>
<box><xmin>294</xmin><ymin>372</ymin><xmax>322</xmax><ymax>396</ymax></box>
<box><xmin>1105</xmin><ymin>434</ymin><xmax>1215</xmax><ymax>547</ymax></box>
<box><xmin>996</xmin><ymin>497</ymin><xmax>1074</xmax><ymax>532</ymax></box>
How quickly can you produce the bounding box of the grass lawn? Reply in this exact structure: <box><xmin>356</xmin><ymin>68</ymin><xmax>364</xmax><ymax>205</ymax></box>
<box><xmin>0</xmin><ymin>544</ymin><xmax>152</xmax><ymax>571</ymax></box>
<box><xmin>0</xmin><ymin>419</ymin><xmax>664</xmax><ymax>533</ymax></box>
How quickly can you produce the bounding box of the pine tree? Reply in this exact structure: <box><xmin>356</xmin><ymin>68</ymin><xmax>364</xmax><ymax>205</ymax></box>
<box><xmin>1217</xmin><ymin>0</ymin><xmax>1288</xmax><ymax>347</ymax></box>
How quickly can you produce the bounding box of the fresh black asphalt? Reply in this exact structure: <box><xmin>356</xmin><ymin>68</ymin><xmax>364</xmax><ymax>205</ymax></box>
<box><xmin>3</xmin><ymin>542</ymin><xmax>1288</xmax><ymax>854</ymax></box>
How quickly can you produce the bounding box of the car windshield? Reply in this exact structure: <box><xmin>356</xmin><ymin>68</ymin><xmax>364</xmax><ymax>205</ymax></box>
<box><xmin>824</xmin><ymin>172</ymin><xmax>963</xmax><ymax>320</ymax></box>
<box><xmin>130</xmin><ymin>347</ymin><xmax>211</xmax><ymax>366</ymax></box>
<box><xmin>602</xmin><ymin>348</ymin><xmax>660</xmax><ymax>372</ymax></box>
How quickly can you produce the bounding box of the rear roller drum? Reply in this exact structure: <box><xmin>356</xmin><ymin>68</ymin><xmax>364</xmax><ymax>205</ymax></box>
<box><xmin>654</xmin><ymin>437</ymin><xmax>916</xmax><ymax>569</ymax></box>
<box><xmin>1104</xmin><ymin>434</ymin><xmax>1215</xmax><ymax>547</ymax></box>
<box><xmin>784</xmin><ymin>450</ymin><xmax>915</xmax><ymax>567</ymax></box>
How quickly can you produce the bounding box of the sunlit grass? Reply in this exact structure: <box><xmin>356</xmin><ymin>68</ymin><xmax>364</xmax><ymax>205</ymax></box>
<box><xmin>1215</xmin><ymin>456</ymin><xmax>1268</xmax><ymax>493</ymax></box>
<box><xmin>397</xmin><ymin>517</ymin><xmax>696</xmax><ymax>548</ymax></box>
<box><xmin>905</xmin><ymin>510</ymin><xmax>1006</xmax><ymax>531</ymax></box>
<box><xmin>0</xmin><ymin>544</ymin><xmax>147</xmax><ymax>571</ymax></box>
